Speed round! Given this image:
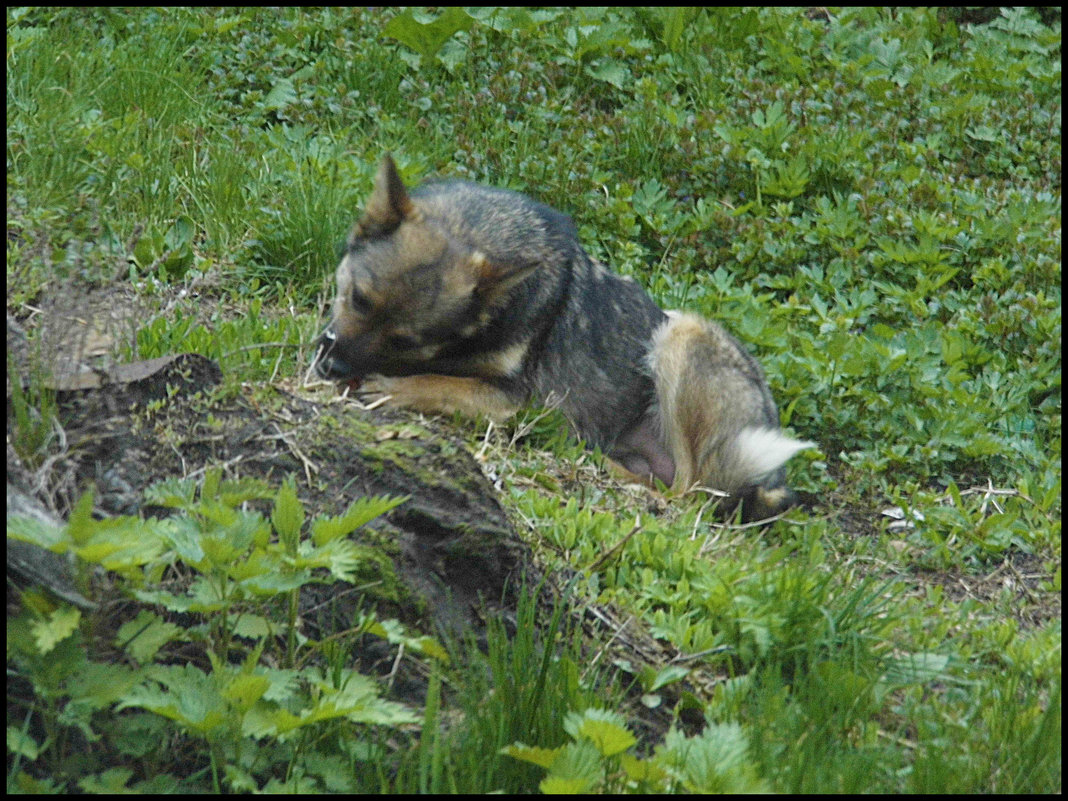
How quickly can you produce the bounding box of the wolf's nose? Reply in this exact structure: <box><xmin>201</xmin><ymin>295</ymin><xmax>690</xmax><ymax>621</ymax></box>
<box><xmin>313</xmin><ymin>329</ymin><xmax>353</xmax><ymax>380</ymax></box>
<box><xmin>316</xmin><ymin>356</ymin><xmax>354</xmax><ymax>380</ymax></box>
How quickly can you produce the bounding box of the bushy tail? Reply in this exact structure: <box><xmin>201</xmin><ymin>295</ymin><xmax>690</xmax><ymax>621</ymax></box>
<box><xmin>728</xmin><ymin>427</ymin><xmax>814</xmax><ymax>489</ymax></box>
<box><xmin>648</xmin><ymin>312</ymin><xmax>814</xmax><ymax>520</ymax></box>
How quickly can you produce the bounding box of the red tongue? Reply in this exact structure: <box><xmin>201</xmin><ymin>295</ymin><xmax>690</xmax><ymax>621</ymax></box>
<box><xmin>345</xmin><ymin>378</ymin><xmax>362</xmax><ymax>393</ymax></box>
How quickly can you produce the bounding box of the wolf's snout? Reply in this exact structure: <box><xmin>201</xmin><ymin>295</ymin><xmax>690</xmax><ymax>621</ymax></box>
<box><xmin>314</xmin><ymin>328</ymin><xmax>357</xmax><ymax>381</ymax></box>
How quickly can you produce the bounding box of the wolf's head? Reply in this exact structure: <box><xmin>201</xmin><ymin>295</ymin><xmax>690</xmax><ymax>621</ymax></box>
<box><xmin>315</xmin><ymin>154</ymin><xmax>535</xmax><ymax>383</ymax></box>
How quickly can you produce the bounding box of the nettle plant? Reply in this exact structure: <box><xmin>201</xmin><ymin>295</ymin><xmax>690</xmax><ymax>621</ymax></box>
<box><xmin>7</xmin><ymin>470</ymin><xmax>439</xmax><ymax>793</ymax></box>
<box><xmin>503</xmin><ymin>707</ymin><xmax>767</xmax><ymax>794</ymax></box>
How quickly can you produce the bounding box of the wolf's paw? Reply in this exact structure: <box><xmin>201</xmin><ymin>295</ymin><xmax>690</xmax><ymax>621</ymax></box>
<box><xmin>351</xmin><ymin>374</ymin><xmax>400</xmax><ymax>408</ymax></box>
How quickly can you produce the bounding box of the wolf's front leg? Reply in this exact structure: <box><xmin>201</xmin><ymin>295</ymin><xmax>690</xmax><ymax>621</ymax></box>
<box><xmin>359</xmin><ymin>374</ymin><xmax>522</xmax><ymax>422</ymax></box>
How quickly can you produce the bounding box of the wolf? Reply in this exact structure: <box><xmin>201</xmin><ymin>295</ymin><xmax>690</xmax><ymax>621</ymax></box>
<box><xmin>315</xmin><ymin>154</ymin><xmax>813</xmax><ymax>521</ymax></box>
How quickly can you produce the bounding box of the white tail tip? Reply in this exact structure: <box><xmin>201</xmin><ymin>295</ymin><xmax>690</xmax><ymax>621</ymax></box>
<box><xmin>733</xmin><ymin>427</ymin><xmax>815</xmax><ymax>486</ymax></box>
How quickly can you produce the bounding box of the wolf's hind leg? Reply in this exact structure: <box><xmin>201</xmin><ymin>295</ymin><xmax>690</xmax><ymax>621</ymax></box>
<box><xmin>607</xmin><ymin>415</ymin><xmax>676</xmax><ymax>488</ymax></box>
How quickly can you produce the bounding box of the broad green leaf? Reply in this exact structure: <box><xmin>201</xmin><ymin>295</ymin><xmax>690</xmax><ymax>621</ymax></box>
<box><xmin>356</xmin><ymin>614</ymin><xmax>449</xmax><ymax>662</ymax></box>
<box><xmin>541</xmin><ymin>775</ymin><xmax>597</xmax><ymax>794</ymax></box>
<box><xmin>659</xmin><ymin>7</ymin><xmax>696</xmax><ymax>52</ymax></box>
<box><xmin>32</xmin><ymin>606</ymin><xmax>80</xmax><ymax>654</ymax></box>
<box><xmin>647</xmin><ymin>664</ymin><xmax>691</xmax><ymax>692</ymax></box>
<box><xmin>118</xmin><ymin>665</ymin><xmax>229</xmax><ymax>734</ymax></box>
<box><xmin>500</xmin><ymin>742</ymin><xmax>565</xmax><ymax>769</ymax></box>
<box><xmin>6</xmin><ymin>515</ymin><xmax>66</xmax><ymax>550</ymax></box>
<box><xmin>271</xmin><ymin>480</ymin><xmax>304</xmax><ymax>551</ymax></box>
<box><xmin>65</xmin><ymin>661</ymin><xmax>140</xmax><ymax>710</ymax></box>
<box><xmin>565</xmin><ymin>708</ymin><xmax>636</xmax><ymax>757</ymax></box>
<box><xmin>217</xmin><ymin>477</ymin><xmax>276</xmax><ymax>506</ymax></box>
<box><xmin>658</xmin><ymin>724</ymin><xmax>767</xmax><ymax>794</ymax></box>
<box><xmin>117</xmin><ymin>610</ymin><xmax>183</xmax><ymax>663</ymax></box>
<box><xmin>586</xmin><ymin>60</ymin><xmax>629</xmax><ymax>90</ymax></box>
<box><xmin>881</xmin><ymin>652</ymin><xmax>952</xmax><ymax>685</ymax></box>
<box><xmin>247</xmin><ymin>706</ymin><xmax>302</xmax><ymax>738</ymax></box>
<box><xmin>222</xmin><ymin>673</ymin><xmax>270</xmax><ymax>712</ymax></box>
<box><xmin>229</xmin><ymin>613</ymin><xmax>280</xmax><ymax>640</ymax></box>
<box><xmin>7</xmin><ymin>726</ymin><xmax>41</xmax><ymax>760</ymax></box>
<box><xmin>79</xmin><ymin>768</ymin><xmax>135</xmax><ymax>794</ymax></box>
<box><xmin>201</xmin><ymin>467</ymin><xmax>221</xmax><ymax>501</ymax></box>
<box><xmin>383</xmin><ymin>7</ymin><xmax>473</xmax><ymax>59</ymax></box>
<box><xmin>66</xmin><ymin>490</ymin><xmax>96</xmax><ymax>546</ymax></box>
<box><xmin>263</xmin><ymin>78</ymin><xmax>296</xmax><ymax>111</ymax></box>
<box><xmin>540</xmin><ymin>740</ymin><xmax>601</xmax><ymax>794</ymax></box>
<box><xmin>311</xmin><ymin>495</ymin><xmax>408</xmax><ymax>544</ymax></box>
<box><xmin>622</xmin><ymin>752</ymin><xmax>668</xmax><ymax>784</ymax></box>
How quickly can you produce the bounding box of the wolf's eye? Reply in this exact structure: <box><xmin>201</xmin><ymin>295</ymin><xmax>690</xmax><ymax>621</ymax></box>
<box><xmin>350</xmin><ymin>289</ymin><xmax>373</xmax><ymax>316</ymax></box>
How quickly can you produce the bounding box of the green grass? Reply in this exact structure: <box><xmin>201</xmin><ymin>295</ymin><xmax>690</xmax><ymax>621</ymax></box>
<box><xmin>389</xmin><ymin>586</ymin><xmax>608</xmax><ymax>794</ymax></box>
<box><xmin>7</xmin><ymin>6</ymin><xmax>1061</xmax><ymax>794</ymax></box>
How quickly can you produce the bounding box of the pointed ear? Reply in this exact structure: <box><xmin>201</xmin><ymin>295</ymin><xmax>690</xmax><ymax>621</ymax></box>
<box><xmin>356</xmin><ymin>153</ymin><xmax>414</xmax><ymax>236</ymax></box>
